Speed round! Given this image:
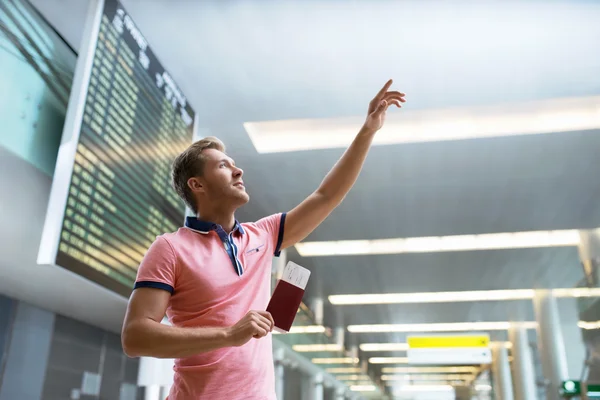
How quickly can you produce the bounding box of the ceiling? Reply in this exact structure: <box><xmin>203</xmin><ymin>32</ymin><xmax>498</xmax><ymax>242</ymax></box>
<box><xmin>26</xmin><ymin>0</ymin><xmax>600</xmax><ymax>395</ymax></box>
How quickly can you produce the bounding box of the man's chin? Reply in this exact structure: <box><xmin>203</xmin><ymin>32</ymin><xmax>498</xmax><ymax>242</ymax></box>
<box><xmin>234</xmin><ymin>193</ymin><xmax>250</xmax><ymax>206</ymax></box>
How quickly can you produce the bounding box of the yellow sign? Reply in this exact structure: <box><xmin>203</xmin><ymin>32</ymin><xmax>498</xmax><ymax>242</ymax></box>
<box><xmin>408</xmin><ymin>335</ymin><xmax>489</xmax><ymax>349</ymax></box>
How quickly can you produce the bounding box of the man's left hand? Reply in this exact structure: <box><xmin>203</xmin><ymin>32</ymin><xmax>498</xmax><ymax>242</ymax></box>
<box><xmin>363</xmin><ymin>79</ymin><xmax>406</xmax><ymax>133</ymax></box>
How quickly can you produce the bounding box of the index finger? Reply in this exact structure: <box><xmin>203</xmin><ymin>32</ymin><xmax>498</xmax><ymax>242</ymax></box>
<box><xmin>375</xmin><ymin>79</ymin><xmax>394</xmax><ymax>99</ymax></box>
<box><xmin>258</xmin><ymin>311</ymin><xmax>275</xmax><ymax>329</ymax></box>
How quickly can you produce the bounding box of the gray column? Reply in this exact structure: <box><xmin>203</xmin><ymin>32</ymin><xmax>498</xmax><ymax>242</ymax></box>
<box><xmin>0</xmin><ymin>301</ymin><xmax>55</xmax><ymax>400</ymax></box>
<box><xmin>311</xmin><ymin>298</ymin><xmax>324</xmax><ymax>325</ymax></box>
<box><xmin>509</xmin><ymin>325</ymin><xmax>537</xmax><ymax>400</ymax></box>
<box><xmin>303</xmin><ymin>373</ymin><xmax>324</xmax><ymax>400</ymax></box>
<box><xmin>271</xmin><ymin>249</ymin><xmax>288</xmax><ymax>293</ymax></box>
<box><xmin>334</xmin><ymin>387</ymin><xmax>346</xmax><ymax>400</ymax></box>
<box><xmin>334</xmin><ymin>327</ymin><xmax>345</xmax><ymax>349</ymax></box>
<box><xmin>578</xmin><ymin>229</ymin><xmax>600</xmax><ymax>286</ymax></box>
<box><xmin>533</xmin><ymin>290</ymin><xmax>568</xmax><ymax>400</ymax></box>
<box><xmin>312</xmin><ymin>373</ymin><xmax>324</xmax><ymax>400</ymax></box>
<box><xmin>159</xmin><ymin>385</ymin><xmax>171</xmax><ymax>399</ymax></box>
<box><xmin>492</xmin><ymin>345</ymin><xmax>514</xmax><ymax>400</ymax></box>
<box><xmin>144</xmin><ymin>385</ymin><xmax>160</xmax><ymax>400</ymax></box>
<box><xmin>274</xmin><ymin>348</ymin><xmax>285</xmax><ymax>400</ymax></box>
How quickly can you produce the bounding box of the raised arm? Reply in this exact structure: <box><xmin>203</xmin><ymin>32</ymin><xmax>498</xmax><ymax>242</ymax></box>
<box><xmin>280</xmin><ymin>80</ymin><xmax>405</xmax><ymax>250</ymax></box>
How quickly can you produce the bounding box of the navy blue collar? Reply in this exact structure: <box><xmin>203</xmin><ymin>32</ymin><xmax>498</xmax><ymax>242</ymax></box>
<box><xmin>185</xmin><ymin>216</ymin><xmax>245</xmax><ymax>235</ymax></box>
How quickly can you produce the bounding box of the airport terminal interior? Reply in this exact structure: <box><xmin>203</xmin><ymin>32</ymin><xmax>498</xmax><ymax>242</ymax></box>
<box><xmin>1</xmin><ymin>0</ymin><xmax>600</xmax><ymax>399</ymax></box>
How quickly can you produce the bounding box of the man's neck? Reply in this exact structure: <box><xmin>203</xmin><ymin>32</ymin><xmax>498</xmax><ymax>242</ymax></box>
<box><xmin>195</xmin><ymin>210</ymin><xmax>236</xmax><ymax>234</ymax></box>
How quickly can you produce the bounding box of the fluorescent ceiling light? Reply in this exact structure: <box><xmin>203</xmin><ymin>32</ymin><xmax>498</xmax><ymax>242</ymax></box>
<box><xmin>476</xmin><ymin>385</ymin><xmax>492</xmax><ymax>391</ymax></box>
<box><xmin>369</xmin><ymin>357</ymin><xmax>409</xmax><ymax>364</ymax></box>
<box><xmin>359</xmin><ymin>342</ymin><xmax>510</xmax><ymax>351</ymax></box>
<box><xmin>292</xmin><ymin>344</ymin><xmax>343</xmax><ymax>352</ymax></box>
<box><xmin>331</xmin><ymin>289</ymin><xmax>535</xmax><ymax>305</ymax></box>
<box><xmin>578</xmin><ymin>321</ymin><xmax>600</xmax><ymax>330</ymax></box>
<box><xmin>553</xmin><ymin>288</ymin><xmax>600</xmax><ymax>298</ymax></box>
<box><xmin>296</xmin><ymin>230</ymin><xmax>579</xmax><ymax>257</ymax></box>
<box><xmin>360</xmin><ymin>343</ymin><xmax>410</xmax><ymax>351</ymax></box>
<box><xmin>335</xmin><ymin>375</ymin><xmax>371</xmax><ymax>381</ymax></box>
<box><xmin>330</xmin><ymin>288</ymin><xmax>600</xmax><ymax>306</ymax></box>
<box><xmin>348</xmin><ymin>321</ymin><xmax>537</xmax><ymax>333</ymax></box>
<box><xmin>312</xmin><ymin>357</ymin><xmax>359</xmax><ymax>364</ymax></box>
<box><xmin>273</xmin><ymin>325</ymin><xmax>326</xmax><ymax>334</ymax></box>
<box><xmin>350</xmin><ymin>385</ymin><xmax>377</xmax><ymax>392</ymax></box>
<box><xmin>382</xmin><ymin>367</ymin><xmax>479</xmax><ymax>374</ymax></box>
<box><xmin>394</xmin><ymin>385</ymin><xmax>454</xmax><ymax>392</ymax></box>
<box><xmin>245</xmin><ymin>96</ymin><xmax>600</xmax><ymax>153</ymax></box>
<box><xmin>326</xmin><ymin>367</ymin><xmax>363</xmax><ymax>373</ymax></box>
<box><xmin>382</xmin><ymin>374</ymin><xmax>473</xmax><ymax>381</ymax></box>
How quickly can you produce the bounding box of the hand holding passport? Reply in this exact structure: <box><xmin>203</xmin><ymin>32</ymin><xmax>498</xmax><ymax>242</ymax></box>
<box><xmin>267</xmin><ymin>261</ymin><xmax>311</xmax><ymax>332</ymax></box>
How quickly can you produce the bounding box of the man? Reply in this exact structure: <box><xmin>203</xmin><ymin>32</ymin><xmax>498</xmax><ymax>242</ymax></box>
<box><xmin>121</xmin><ymin>80</ymin><xmax>405</xmax><ymax>399</ymax></box>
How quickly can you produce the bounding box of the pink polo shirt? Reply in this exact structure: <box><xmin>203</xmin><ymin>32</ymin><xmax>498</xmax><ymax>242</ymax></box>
<box><xmin>134</xmin><ymin>213</ymin><xmax>286</xmax><ymax>400</ymax></box>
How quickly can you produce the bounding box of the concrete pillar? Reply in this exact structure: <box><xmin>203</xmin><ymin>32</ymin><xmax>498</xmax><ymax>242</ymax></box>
<box><xmin>312</xmin><ymin>373</ymin><xmax>324</xmax><ymax>400</ymax></box>
<box><xmin>311</xmin><ymin>298</ymin><xmax>324</xmax><ymax>325</ymax></box>
<box><xmin>274</xmin><ymin>348</ymin><xmax>285</xmax><ymax>400</ymax></box>
<box><xmin>492</xmin><ymin>345</ymin><xmax>514</xmax><ymax>400</ymax></box>
<box><xmin>334</xmin><ymin>327</ymin><xmax>345</xmax><ymax>349</ymax></box>
<box><xmin>578</xmin><ymin>229</ymin><xmax>600</xmax><ymax>286</ymax></box>
<box><xmin>348</xmin><ymin>345</ymin><xmax>358</xmax><ymax>360</ymax></box>
<box><xmin>334</xmin><ymin>386</ymin><xmax>346</xmax><ymax>400</ymax></box>
<box><xmin>271</xmin><ymin>249</ymin><xmax>288</xmax><ymax>293</ymax></box>
<box><xmin>533</xmin><ymin>290</ymin><xmax>569</xmax><ymax>400</ymax></box>
<box><xmin>0</xmin><ymin>302</ymin><xmax>54</xmax><ymax>400</ymax></box>
<box><xmin>509</xmin><ymin>325</ymin><xmax>537</xmax><ymax>400</ymax></box>
<box><xmin>159</xmin><ymin>385</ymin><xmax>171</xmax><ymax>400</ymax></box>
<box><xmin>144</xmin><ymin>385</ymin><xmax>160</xmax><ymax>400</ymax></box>
<box><xmin>303</xmin><ymin>373</ymin><xmax>324</xmax><ymax>400</ymax></box>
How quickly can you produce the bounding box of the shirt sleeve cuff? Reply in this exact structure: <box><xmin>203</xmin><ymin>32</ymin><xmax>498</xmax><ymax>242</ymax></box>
<box><xmin>133</xmin><ymin>281</ymin><xmax>174</xmax><ymax>294</ymax></box>
<box><xmin>274</xmin><ymin>212</ymin><xmax>287</xmax><ymax>257</ymax></box>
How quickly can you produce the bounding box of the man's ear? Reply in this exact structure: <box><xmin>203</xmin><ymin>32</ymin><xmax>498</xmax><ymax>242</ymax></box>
<box><xmin>187</xmin><ymin>177</ymin><xmax>204</xmax><ymax>194</ymax></box>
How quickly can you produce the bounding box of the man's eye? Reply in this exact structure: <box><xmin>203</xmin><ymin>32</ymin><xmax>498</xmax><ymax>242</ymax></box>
<box><xmin>219</xmin><ymin>163</ymin><xmax>226</xmax><ymax>168</ymax></box>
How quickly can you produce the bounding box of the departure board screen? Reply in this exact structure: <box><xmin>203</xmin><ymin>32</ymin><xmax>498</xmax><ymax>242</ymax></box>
<box><xmin>46</xmin><ymin>0</ymin><xmax>194</xmax><ymax>297</ymax></box>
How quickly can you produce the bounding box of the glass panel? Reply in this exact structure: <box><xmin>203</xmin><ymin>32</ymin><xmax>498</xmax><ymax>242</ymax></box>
<box><xmin>0</xmin><ymin>0</ymin><xmax>76</xmax><ymax>176</ymax></box>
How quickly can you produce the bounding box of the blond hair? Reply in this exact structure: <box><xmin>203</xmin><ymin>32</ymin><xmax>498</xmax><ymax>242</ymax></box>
<box><xmin>171</xmin><ymin>136</ymin><xmax>226</xmax><ymax>213</ymax></box>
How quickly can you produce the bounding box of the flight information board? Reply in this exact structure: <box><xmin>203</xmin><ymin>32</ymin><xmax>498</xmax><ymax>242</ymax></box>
<box><xmin>39</xmin><ymin>0</ymin><xmax>194</xmax><ymax>297</ymax></box>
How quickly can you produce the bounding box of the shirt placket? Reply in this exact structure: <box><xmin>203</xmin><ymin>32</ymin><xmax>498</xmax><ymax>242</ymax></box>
<box><xmin>217</xmin><ymin>228</ymin><xmax>244</xmax><ymax>276</ymax></box>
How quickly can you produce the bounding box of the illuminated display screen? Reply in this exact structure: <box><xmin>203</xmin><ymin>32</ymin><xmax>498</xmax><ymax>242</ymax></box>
<box><xmin>43</xmin><ymin>0</ymin><xmax>194</xmax><ymax>296</ymax></box>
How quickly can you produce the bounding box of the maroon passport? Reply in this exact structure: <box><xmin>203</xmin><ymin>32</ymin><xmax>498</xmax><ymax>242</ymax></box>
<box><xmin>266</xmin><ymin>261</ymin><xmax>311</xmax><ymax>333</ymax></box>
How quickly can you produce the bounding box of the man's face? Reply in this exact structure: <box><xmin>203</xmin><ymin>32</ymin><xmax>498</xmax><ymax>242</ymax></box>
<box><xmin>197</xmin><ymin>148</ymin><xmax>249</xmax><ymax>206</ymax></box>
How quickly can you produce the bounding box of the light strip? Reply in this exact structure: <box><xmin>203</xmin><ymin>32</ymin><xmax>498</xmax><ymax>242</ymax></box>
<box><xmin>578</xmin><ymin>320</ymin><xmax>600</xmax><ymax>330</ymax></box>
<box><xmin>331</xmin><ymin>289</ymin><xmax>534</xmax><ymax>305</ymax></box>
<box><xmin>345</xmin><ymin>381</ymin><xmax>373</xmax><ymax>387</ymax></box>
<box><xmin>360</xmin><ymin>341</ymin><xmax>511</xmax><ymax>351</ymax></box>
<box><xmin>292</xmin><ymin>344</ymin><xmax>343</xmax><ymax>352</ymax></box>
<box><xmin>330</xmin><ymin>288</ymin><xmax>600</xmax><ymax>306</ymax></box>
<box><xmin>296</xmin><ymin>230</ymin><xmax>580</xmax><ymax>257</ymax></box>
<box><xmin>245</xmin><ymin>96</ymin><xmax>600</xmax><ymax>153</ymax></box>
<box><xmin>350</xmin><ymin>385</ymin><xmax>377</xmax><ymax>392</ymax></box>
<box><xmin>553</xmin><ymin>288</ymin><xmax>600</xmax><ymax>298</ymax></box>
<box><xmin>360</xmin><ymin>343</ymin><xmax>410</xmax><ymax>351</ymax></box>
<box><xmin>386</xmin><ymin>380</ymin><xmax>470</xmax><ymax>386</ymax></box>
<box><xmin>382</xmin><ymin>367</ymin><xmax>478</xmax><ymax>374</ymax></box>
<box><xmin>393</xmin><ymin>385</ymin><xmax>454</xmax><ymax>392</ymax></box>
<box><xmin>348</xmin><ymin>321</ymin><xmax>538</xmax><ymax>333</ymax></box>
<box><xmin>326</xmin><ymin>367</ymin><xmax>363</xmax><ymax>373</ymax></box>
<box><xmin>312</xmin><ymin>357</ymin><xmax>359</xmax><ymax>364</ymax></box>
<box><xmin>382</xmin><ymin>374</ymin><xmax>473</xmax><ymax>381</ymax></box>
<box><xmin>335</xmin><ymin>375</ymin><xmax>371</xmax><ymax>381</ymax></box>
<box><xmin>272</xmin><ymin>325</ymin><xmax>326</xmax><ymax>334</ymax></box>
<box><xmin>369</xmin><ymin>357</ymin><xmax>409</xmax><ymax>364</ymax></box>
